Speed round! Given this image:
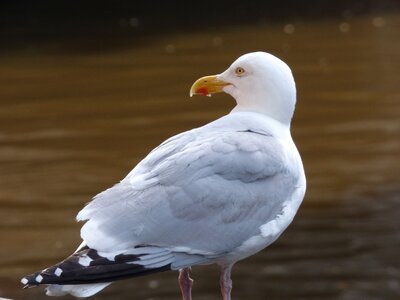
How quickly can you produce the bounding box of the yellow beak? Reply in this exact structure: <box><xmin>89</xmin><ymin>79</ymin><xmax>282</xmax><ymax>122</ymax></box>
<box><xmin>189</xmin><ymin>75</ymin><xmax>229</xmax><ymax>97</ymax></box>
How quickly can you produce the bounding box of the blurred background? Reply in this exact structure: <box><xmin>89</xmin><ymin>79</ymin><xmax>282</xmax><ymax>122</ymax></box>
<box><xmin>1</xmin><ymin>0</ymin><xmax>399</xmax><ymax>299</ymax></box>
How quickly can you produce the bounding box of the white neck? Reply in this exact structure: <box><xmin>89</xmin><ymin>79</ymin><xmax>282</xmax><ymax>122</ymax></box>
<box><xmin>228</xmin><ymin>86</ymin><xmax>296</xmax><ymax>127</ymax></box>
<box><xmin>231</xmin><ymin>100</ymin><xmax>294</xmax><ymax>127</ymax></box>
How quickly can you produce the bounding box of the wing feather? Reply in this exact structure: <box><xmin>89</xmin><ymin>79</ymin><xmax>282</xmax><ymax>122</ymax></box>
<box><xmin>78</xmin><ymin>115</ymin><xmax>300</xmax><ymax>262</ymax></box>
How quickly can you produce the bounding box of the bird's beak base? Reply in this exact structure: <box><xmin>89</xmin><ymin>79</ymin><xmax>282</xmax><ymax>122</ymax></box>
<box><xmin>189</xmin><ymin>75</ymin><xmax>229</xmax><ymax>97</ymax></box>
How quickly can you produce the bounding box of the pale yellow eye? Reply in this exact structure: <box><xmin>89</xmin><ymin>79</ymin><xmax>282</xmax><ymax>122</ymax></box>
<box><xmin>235</xmin><ymin>67</ymin><xmax>245</xmax><ymax>76</ymax></box>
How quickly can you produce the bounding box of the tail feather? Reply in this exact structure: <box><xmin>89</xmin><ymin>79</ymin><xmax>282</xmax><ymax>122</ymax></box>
<box><xmin>21</xmin><ymin>245</ymin><xmax>173</xmax><ymax>288</ymax></box>
<box><xmin>45</xmin><ymin>282</ymin><xmax>111</xmax><ymax>297</ymax></box>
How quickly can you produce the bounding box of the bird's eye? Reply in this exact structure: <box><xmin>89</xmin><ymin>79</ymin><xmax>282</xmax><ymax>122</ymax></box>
<box><xmin>235</xmin><ymin>67</ymin><xmax>245</xmax><ymax>76</ymax></box>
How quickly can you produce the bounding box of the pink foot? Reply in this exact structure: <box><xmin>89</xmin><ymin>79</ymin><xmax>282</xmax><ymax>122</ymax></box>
<box><xmin>179</xmin><ymin>267</ymin><xmax>193</xmax><ymax>300</ymax></box>
<box><xmin>220</xmin><ymin>265</ymin><xmax>233</xmax><ymax>300</ymax></box>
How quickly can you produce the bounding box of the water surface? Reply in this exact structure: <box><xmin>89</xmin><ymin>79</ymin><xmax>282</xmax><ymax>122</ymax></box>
<box><xmin>0</xmin><ymin>14</ymin><xmax>399</xmax><ymax>300</ymax></box>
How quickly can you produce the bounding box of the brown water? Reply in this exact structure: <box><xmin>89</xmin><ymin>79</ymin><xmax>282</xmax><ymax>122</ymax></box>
<box><xmin>1</xmin><ymin>14</ymin><xmax>400</xmax><ymax>300</ymax></box>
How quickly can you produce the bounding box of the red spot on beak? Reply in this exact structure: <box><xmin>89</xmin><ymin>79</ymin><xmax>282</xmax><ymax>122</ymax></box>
<box><xmin>195</xmin><ymin>87</ymin><xmax>209</xmax><ymax>96</ymax></box>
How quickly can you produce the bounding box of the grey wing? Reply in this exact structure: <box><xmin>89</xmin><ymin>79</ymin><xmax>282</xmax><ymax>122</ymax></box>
<box><xmin>77</xmin><ymin>129</ymin><xmax>298</xmax><ymax>262</ymax></box>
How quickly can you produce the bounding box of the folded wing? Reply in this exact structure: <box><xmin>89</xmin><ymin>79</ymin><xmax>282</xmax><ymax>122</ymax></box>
<box><xmin>77</xmin><ymin>123</ymin><xmax>298</xmax><ymax>265</ymax></box>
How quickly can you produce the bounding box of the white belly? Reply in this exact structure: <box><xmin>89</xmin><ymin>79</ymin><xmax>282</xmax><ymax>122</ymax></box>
<box><xmin>220</xmin><ymin>184</ymin><xmax>305</xmax><ymax>265</ymax></box>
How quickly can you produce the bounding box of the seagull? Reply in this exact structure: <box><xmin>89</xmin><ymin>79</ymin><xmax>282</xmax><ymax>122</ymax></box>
<box><xmin>21</xmin><ymin>51</ymin><xmax>306</xmax><ymax>300</ymax></box>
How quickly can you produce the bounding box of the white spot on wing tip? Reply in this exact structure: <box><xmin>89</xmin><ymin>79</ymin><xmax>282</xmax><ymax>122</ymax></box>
<box><xmin>35</xmin><ymin>274</ymin><xmax>43</xmax><ymax>283</ymax></box>
<box><xmin>21</xmin><ymin>277</ymin><xmax>28</xmax><ymax>285</ymax></box>
<box><xmin>78</xmin><ymin>255</ymin><xmax>93</xmax><ymax>267</ymax></box>
<box><xmin>54</xmin><ymin>267</ymin><xmax>63</xmax><ymax>277</ymax></box>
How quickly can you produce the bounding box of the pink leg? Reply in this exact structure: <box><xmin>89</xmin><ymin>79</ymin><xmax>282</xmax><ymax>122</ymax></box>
<box><xmin>220</xmin><ymin>265</ymin><xmax>233</xmax><ymax>300</ymax></box>
<box><xmin>178</xmin><ymin>267</ymin><xmax>193</xmax><ymax>300</ymax></box>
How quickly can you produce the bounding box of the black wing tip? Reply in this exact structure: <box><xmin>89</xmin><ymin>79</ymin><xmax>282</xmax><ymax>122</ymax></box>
<box><xmin>21</xmin><ymin>264</ymin><xmax>66</xmax><ymax>286</ymax></box>
<box><xmin>21</xmin><ymin>263</ymin><xmax>173</xmax><ymax>287</ymax></box>
<box><xmin>20</xmin><ymin>246</ymin><xmax>173</xmax><ymax>286</ymax></box>
<box><xmin>22</xmin><ymin>283</ymin><xmax>36</xmax><ymax>289</ymax></box>
<box><xmin>21</xmin><ymin>272</ymin><xmax>44</xmax><ymax>287</ymax></box>
<box><xmin>21</xmin><ymin>275</ymin><xmax>37</xmax><ymax>288</ymax></box>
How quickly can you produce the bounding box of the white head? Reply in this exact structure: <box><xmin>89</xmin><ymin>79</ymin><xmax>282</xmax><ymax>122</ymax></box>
<box><xmin>190</xmin><ymin>52</ymin><xmax>297</xmax><ymax>126</ymax></box>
